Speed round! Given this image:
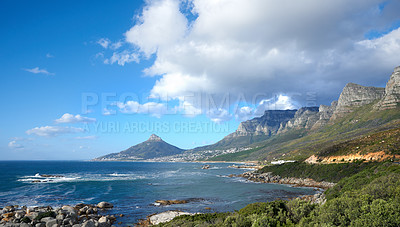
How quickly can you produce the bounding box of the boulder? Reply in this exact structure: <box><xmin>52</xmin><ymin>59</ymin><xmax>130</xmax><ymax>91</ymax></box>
<box><xmin>154</xmin><ymin>200</ymin><xmax>187</xmax><ymax>206</ymax></box>
<box><xmin>98</xmin><ymin>216</ymin><xmax>110</xmax><ymax>227</ymax></box>
<box><xmin>96</xmin><ymin>202</ymin><xmax>113</xmax><ymax>209</ymax></box>
<box><xmin>82</xmin><ymin>220</ymin><xmax>95</xmax><ymax>227</ymax></box>
<box><xmin>149</xmin><ymin>211</ymin><xmax>195</xmax><ymax>225</ymax></box>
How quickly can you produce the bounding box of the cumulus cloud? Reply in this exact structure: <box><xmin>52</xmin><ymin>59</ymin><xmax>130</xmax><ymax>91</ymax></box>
<box><xmin>207</xmin><ymin>108</ymin><xmax>231</xmax><ymax>123</ymax></box>
<box><xmin>46</xmin><ymin>53</ymin><xmax>54</xmax><ymax>58</ymax></box>
<box><xmin>125</xmin><ymin>0</ymin><xmax>188</xmax><ymax>57</ymax></box>
<box><xmin>235</xmin><ymin>94</ymin><xmax>297</xmax><ymax>121</ymax></box>
<box><xmin>104</xmin><ymin>50</ymin><xmax>139</xmax><ymax>66</ymax></box>
<box><xmin>55</xmin><ymin>113</ymin><xmax>96</xmax><ymax>124</ymax></box>
<box><xmin>97</xmin><ymin>38</ymin><xmax>123</xmax><ymax>50</ymax></box>
<box><xmin>97</xmin><ymin>38</ymin><xmax>111</xmax><ymax>49</ymax></box>
<box><xmin>116</xmin><ymin>101</ymin><xmax>168</xmax><ymax>118</ymax></box>
<box><xmin>8</xmin><ymin>140</ymin><xmax>24</xmax><ymax>149</ymax></box>
<box><xmin>75</xmin><ymin>135</ymin><xmax>97</xmax><ymax>140</ymax></box>
<box><xmin>103</xmin><ymin>0</ymin><xmax>400</xmax><ymax>121</ymax></box>
<box><xmin>24</xmin><ymin>67</ymin><xmax>55</xmax><ymax>75</ymax></box>
<box><xmin>26</xmin><ymin>126</ymin><xmax>85</xmax><ymax>137</ymax></box>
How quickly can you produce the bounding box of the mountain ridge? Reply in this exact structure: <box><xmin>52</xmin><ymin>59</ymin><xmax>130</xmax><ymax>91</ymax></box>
<box><xmin>94</xmin><ymin>134</ymin><xmax>185</xmax><ymax>161</ymax></box>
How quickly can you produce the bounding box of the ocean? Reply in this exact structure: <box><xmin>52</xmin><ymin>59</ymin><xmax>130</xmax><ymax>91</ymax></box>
<box><xmin>0</xmin><ymin>161</ymin><xmax>316</xmax><ymax>225</ymax></box>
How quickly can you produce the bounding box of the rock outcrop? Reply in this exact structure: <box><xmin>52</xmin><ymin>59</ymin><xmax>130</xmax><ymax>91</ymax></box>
<box><xmin>229</xmin><ymin>110</ymin><xmax>297</xmax><ymax>137</ymax></box>
<box><xmin>330</xmin><ymin>83</ymin><xmax>385</xmax><ymax>121</ymax></box>
<box><xmin>0</xmin><ymin>202</ymin><xmax>119</xmax><ymax>227</ymax></box>
<box><xmin>237</xmin><ymin>171</ymin><xmax>336</xmax><ymax>189</ymax></box>
<box><xmin>375</xmin><ymin>66</ymin><xmax>400</xmax><ymax>110</ymax></box>
<box><xmin>278</xmin><ymin>107</ymin><xmax>320</xmax><ymax>133</ymax></box>
<box><xmin>312</xmin><ymin>101</ymin><xmax>337</xmax><ymax>129</ymax></box>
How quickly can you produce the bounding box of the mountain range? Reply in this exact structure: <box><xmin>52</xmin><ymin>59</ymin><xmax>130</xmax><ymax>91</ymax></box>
<box><xmin>95</xmin><ymin>66</ymin><xmax>400</xmax><ymax>162</ymax></box>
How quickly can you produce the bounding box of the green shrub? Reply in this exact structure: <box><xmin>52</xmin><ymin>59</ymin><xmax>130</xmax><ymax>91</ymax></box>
<box><xmin>21</xmin><ymin>216</ymin><xmax>31</xmax><ymax>223</ymax></box>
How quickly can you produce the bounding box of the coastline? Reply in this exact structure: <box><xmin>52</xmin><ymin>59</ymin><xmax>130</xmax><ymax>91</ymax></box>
<box><xmin>234</xmin><ymin>171</ymin><xmax>336</xmax><ymax>189</ymax></box>
<box><xmin>1</xmin><ymin>161</ymin><xmax>319</xmax><ymax>226</ymax></box>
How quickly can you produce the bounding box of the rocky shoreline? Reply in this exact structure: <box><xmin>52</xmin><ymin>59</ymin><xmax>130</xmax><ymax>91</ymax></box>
<box><xmin>0</xmin><ymin>202</ymin><xmax>120</xmax><ymax>227</ymax></box>
<box><xmin>233</xmin><ymin>171</ymin><xmax>336</xmax><ymax>189</ymax></box>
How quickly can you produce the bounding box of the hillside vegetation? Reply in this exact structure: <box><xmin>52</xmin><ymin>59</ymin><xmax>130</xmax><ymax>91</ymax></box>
<box><xmin>157</xmin><ymin>162</ymin><xmax>400</xmax><ymax>226</ymax></box>
<box><xmin>210</xmin><ymin>104</ymin><xmax>400</xmax><ymax>162</ymax></box>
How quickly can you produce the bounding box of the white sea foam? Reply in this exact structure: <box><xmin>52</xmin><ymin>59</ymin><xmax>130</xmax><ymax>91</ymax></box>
<box><xmin>18</xmin><ymin>172</ymin><xmax>150</xmax><ymax>184</ymax></box>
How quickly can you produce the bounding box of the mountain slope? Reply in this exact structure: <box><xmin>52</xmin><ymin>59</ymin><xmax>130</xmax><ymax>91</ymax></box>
<box><xmin>192</xmin><ymin>110</ymin><xmax>297</xmax><ymax>151</ymax></box>
<box><xmin>94</xmin><ymin>134</ymin><xmax>184</xmax><ymax>161</ymax></box>
<box><xmin>206</xmin><ymin>66</ymin><xmax>400</xmax><ymax>162</ymax></box>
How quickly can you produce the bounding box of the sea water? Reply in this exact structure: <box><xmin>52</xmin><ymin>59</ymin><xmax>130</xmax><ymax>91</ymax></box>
<box><xmin>0</xmin><ymin>161</ymin><xmax>316</xmax><ymax>224</ymax></box>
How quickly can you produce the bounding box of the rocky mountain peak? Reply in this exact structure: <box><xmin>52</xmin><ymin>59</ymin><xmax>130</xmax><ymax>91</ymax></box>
<box><xmin>375</xmin><ymin>66</ymin><xmax>400</xmax><ymax>110</ymax></box>
<box><xmin>233</xmin><ymin>110</ymin><xmax>297</xmax><ymax>137</ymax></box>
<box><xmin>148</xmin><ymin>134</ymin><xmax>162</xmax><ymax>142</ymax></box>
<box><xmin>330</xmin><ymin>82</ymin><xmax>385</xmax><ymax>120</ymax></box>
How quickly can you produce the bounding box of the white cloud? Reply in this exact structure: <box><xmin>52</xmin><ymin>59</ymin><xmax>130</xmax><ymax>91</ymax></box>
<box><xmin>207</xmin><ymin>108</ymin><xmax>231</xmax><ymax>123</ymax></box>
<box><xmin>116</xmin><ymin>101</ymin><xmax>168</xmax><ymax>118</ymax></box>
<box><xmin>102</xmin><ymin>0</ymin><xmax>400</xmax><ymax>121</ymax></box>
<box><xmin>104</xmin><ymin>50</ymin><xmax>139</xmax><ymax>66</ymax></box>
<box><xmin>110</xmin><ymin>41</ymin><xmax>123</xmax><ymax>50</ymax></box>
<box><xmin>256</xmin><ymin>95</ymin><xmax>297</xmax><ymax>114</ymax></box>
<box><xmin>235</xmin><ymin>106</ymin><xmax>254</xmax><ymax>121</ymax></box>
<box><xmin>55</xmin><ymin>113</ymin><xmax>96</xmax><ymax>124</ymax></box>
<box><xmin>75</xmin><ymin>135</ymin><xmax>97</xmax><ymax>140</ymax></box>
<box><xmin>125</xmin><ymin>0</ymin><xmax>188</xmax><ymax>57</ymax></box>
<box><xmin>8</xmin><ymin>140</ymin><xmax>24</xmax><ymax>149</ymax></box>
<box><xmin>97</xmin><ymin>38</ymin><xmax>111</xmax><ymax>49</ymax></box>
<box><xmin>24</xmin><ymin>67</ymin><xmax>55</xmax><ymax>75</ymax></box>
<box><xmin>97</xmin><ymin>38</ymin><xmax>123</xmax><ymax>50</ymax></box>
<box><xmin>102</xmin><ymin>108</ymin><xmax>114</xmax><ymax>116</ymax></box>
<box><xmin>26</xmin><ymin>126</ymin><xmax>85</xmax><ymax>137</ymax></box>
<box><xmin>46</xmin><ymin>53</ymin><xmax>54</xmax><ymax>58</ymax></box>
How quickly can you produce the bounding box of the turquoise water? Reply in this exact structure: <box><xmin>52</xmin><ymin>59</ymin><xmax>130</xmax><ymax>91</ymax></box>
<box><xmin>0</xmin><ymin>161</ymin><xmax>316</xmax><ymax>224</ymax></box>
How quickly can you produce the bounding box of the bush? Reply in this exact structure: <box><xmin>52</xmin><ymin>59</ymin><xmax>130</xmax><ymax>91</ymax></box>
<box><xmin>21</xmin><ymin>216</ymin><xmax>31</xmax><ymax>223</ymax></box>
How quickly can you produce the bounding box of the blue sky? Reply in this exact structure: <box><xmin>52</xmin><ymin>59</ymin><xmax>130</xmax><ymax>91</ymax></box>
<box><xmin>1</xmin><ymin>0</ymin><xmax>400</xmax><ymax>160</ymax></box>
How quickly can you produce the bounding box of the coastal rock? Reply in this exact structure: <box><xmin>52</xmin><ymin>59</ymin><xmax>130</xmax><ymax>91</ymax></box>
<box><xmin>238</xmin><ymin>171</ymin><xmax>335</xmax><ymax>189</ymax></box>
<box><xmin>98</xmin><ymin>216</ymin><xmax>110</xmax><ymax>227</ymax></box>
<box><xmin>154</xmin><ymin>200</ymin><xmax>187</xmax><ymax>206</ymax></box>
<box><xmin>82</xmin><ymin>220</ymin><xmax>95</xmax><ymax>227</ymax></box>
<box><xmin>45</xmin><ymin>219</ymin><xmax>57</xmax><ymax>227</ymax></box>
<box><xmin>149</xmin><ymin>211</ymin><xmax>195</xmax><ymax>225</ymax></box>
<box><xmin>331</xmin><ymin>83</ymin><xmax>384</xmax><ymax>121</ymax></box>
<box><xmin>14</xmin><ymin>211</ymin><xmax>25</xmax><ymax>219</ymax></box>
<box><xmin>375</xmin><ymin>66</ymin><xmax>400</xmax><ymax>110</ymax></box>
<box><xmin>96</xmin><ymin>202</ymin><xmax>113</xmax><ymax>209</ymax></box>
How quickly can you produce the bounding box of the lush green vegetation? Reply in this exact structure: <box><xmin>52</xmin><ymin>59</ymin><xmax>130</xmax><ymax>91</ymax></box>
<box><xmin>157</xmin><ymin>162</ymin><xmax>400</xmax><ymax>226</ymax></box>
<box><xmin>258</xmin><ymin>161</ymin><xmax>378</xmax><ymax>183</ymax></box>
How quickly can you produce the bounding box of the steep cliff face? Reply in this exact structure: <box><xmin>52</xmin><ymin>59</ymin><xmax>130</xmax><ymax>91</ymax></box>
<box><xmin>375</xmin><ymin>66</ymin><xmax>400</xmax><ymax>110</ymax></box>
<box><xmin>278</xmin><ymin>107</ymin><xmax>319</xmax><ymax>133</ymax></box>
<box><xmin>330</xmin><ymin>83</ymin><xmax>384</xmax><ymax>121</ymax></box>
<box><xmin>312</xmin><ymin>101</ymin><xmax>337</xmax><ymax>129</ymax></box>
<box><xmin>230</xmin><ymin>110</ymin><xmax>297</xmax><ymax>137</ymax></box>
